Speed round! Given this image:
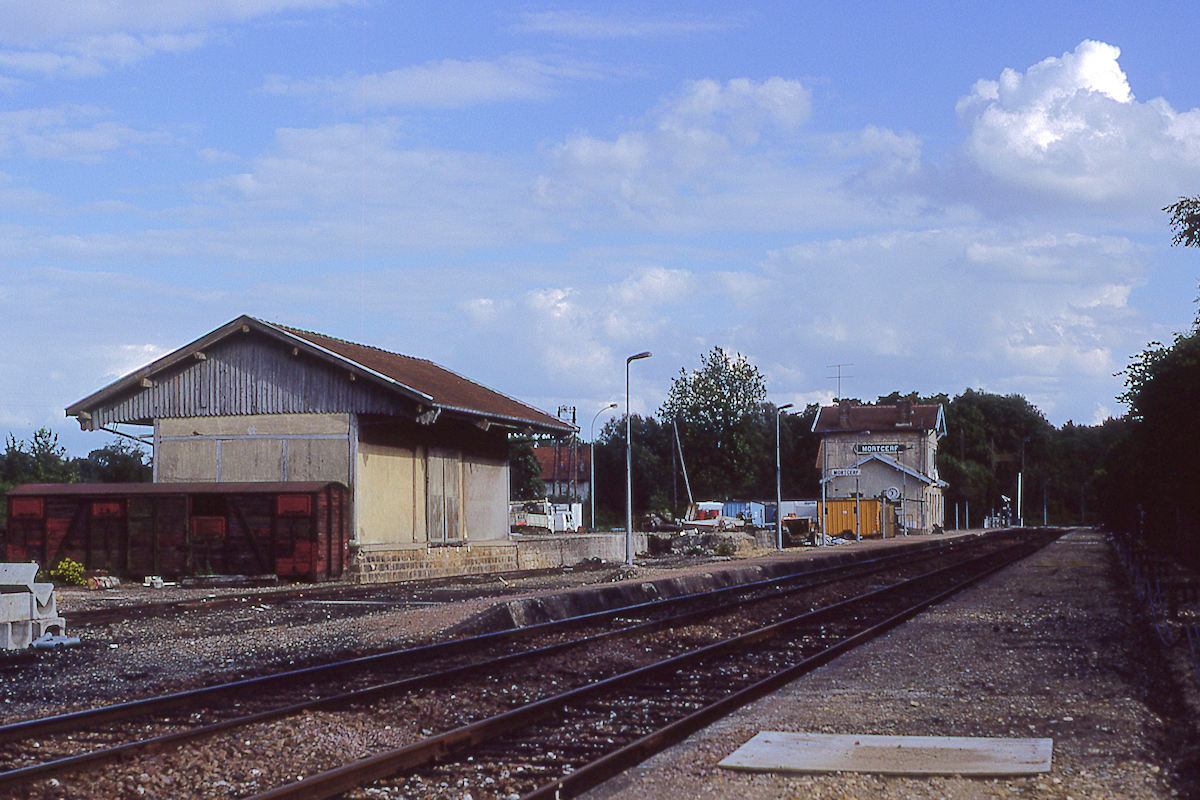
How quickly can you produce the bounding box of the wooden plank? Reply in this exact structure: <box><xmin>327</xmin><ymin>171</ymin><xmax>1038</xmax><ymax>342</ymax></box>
<box><xmin>718</xmin><ymin>732</ymin><xmax>1053</xmax><ymax>776</ymax></box>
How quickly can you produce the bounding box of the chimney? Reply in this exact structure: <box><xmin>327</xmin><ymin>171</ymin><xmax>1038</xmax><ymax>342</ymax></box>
<box><xmin>897</xmin><ymin>399</ymin><xmax>913</xmax><ymax>424</ymax></box>
<box><xmin>838</xmin><ymin>398</ymin><xmax>853</xmax><ymax>428</ymax></box>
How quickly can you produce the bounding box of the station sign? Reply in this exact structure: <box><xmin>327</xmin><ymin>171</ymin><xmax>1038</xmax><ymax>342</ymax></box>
<box><xmin>855</xmin><ymin>443</ymin><xmax>903</xmax><ymax>454</ymax></box>
<box><xmin>829</xmin><ymin>468</ymin><xmax>861</xmax><ymax>477</ymax></box>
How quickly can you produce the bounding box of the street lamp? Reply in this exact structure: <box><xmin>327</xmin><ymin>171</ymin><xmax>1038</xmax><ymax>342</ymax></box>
<box><xmin>625</xmin><ymin>351</ymin><xmax>652</xmax><ymax>565</ymax></box>
<box><xmin>590</xmin><ymin>402</ymin><xmax>617</xmax><ymax>531</ymax></box>
<box><xmin>1018</xmin><ymin>435</ymin><xmax>1031</xmax><ymax>527</ymax></box>
<box><xmin>775</xmin><ymin>403</ymin><xmax>794</xmax><ymax>550</ymax></box>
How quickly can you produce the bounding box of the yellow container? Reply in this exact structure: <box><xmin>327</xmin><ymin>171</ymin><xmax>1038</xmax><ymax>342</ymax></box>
<box><xmin>819</xmin><ymin>498</ymin><xmax>897</xmax><ymax>539</ymax></box>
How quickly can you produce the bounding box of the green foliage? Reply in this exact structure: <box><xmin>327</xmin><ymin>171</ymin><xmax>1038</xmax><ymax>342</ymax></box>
<box><xmin>1164</xmin><ymin>195</ymin><xmax>1200</xmax><ymax>249</ymax></box>
<box><xmin>1103</xmin><ymin>327</ymin><xmax>1200</xmax><ymax>563</ymax></box>
<box><xmin>713</xmin><ymin>539</ymin><xmax>737</xmax><ymax>557</ymax></box>
<box><xmin>73</xmin><ymin>441</ymin><xmax>153</xmax><ymax>483</ymax></box>
<box><xmin>507</xmin><ymin>437</ymin><xmax>546</xmax><ymax>500</ymax></box>
<box><xmin>659</xmin><ymin>347</ymin><xmax>771</xmax><ymax>500</ymax></box>
<box><xmin>49</xmin><ymin>557</ymin><xmax>86</xmax><ymax>586</ymax></box>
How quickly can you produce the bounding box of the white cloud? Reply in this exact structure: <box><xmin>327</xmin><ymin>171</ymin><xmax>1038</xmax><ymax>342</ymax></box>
<box><xmin>0</xmin><ymin>32</ymin><xmax>208</xmax><ymax>78</ymax></box>
<box><xmin>265</xmin><ymin>55</ymin><xmax>605</xmax><ymax>110</ymax></box>
<box><xmin>0</xmin><ymin>105</ymin><xmax>168</xmax><ymax>160</ymax></box>
<box><xmin>662</xmin><ymin>77</ymin><xmax>812</xmax><ymax>134</ymax></box>
<box><xmin>512</xmin><ymin>10</ymin><xmax>736</xmax><ymax>39</ymax></box>
<box><xmin>533</xmin><ymin>77</ymin><xmax>865</xmax><ymax>234</ymax></box>
<box><xmin>755</xmin><ymin>226</ymin><xmax>1150</xmax><ymax>418</ymax></box>
<box><xmin>0</xmin><ymin>0</ymin><xmax>350</xmax><ymax>77</ymax></box>
<box><xmin>0</xmin><ymin>1</ymin><xmax>347</xmax><ymax>46</ymax></box>
<box><xmin>957</xmin><ymin>40</ymin><xmax>1200</xmax><ymax>203</ymax></box>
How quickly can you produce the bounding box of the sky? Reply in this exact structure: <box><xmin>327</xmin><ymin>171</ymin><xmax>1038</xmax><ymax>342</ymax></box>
<box><xmin>2</xmin><ymin>1</ymin><xmax>1199</xmax><ymax>455</ymax></box>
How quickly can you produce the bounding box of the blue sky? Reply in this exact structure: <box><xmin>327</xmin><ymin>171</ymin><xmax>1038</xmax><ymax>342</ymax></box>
<box><xmin>2</xmin><ymin>2</ymin><xmax>1199</xmax><ymax>455</ymax></box>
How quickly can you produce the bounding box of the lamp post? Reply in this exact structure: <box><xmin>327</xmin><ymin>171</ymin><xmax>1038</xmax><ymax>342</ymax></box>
<box><xmin>589</xmin><ymin>402</ymin><xmax>617</xmax><ymax>531</ymax></box>
<box><xmin>775</xmin><ymin>403</ymin><xmax>794</xmax><ymax>550</ymax></box>
<box><xmin>625</xmin><ymin>351</ymin><xmax>652</xmax><ymax>565</ymax></box>
<box><xmin>1018</xmin><ymin>435</ymin><xmax>1031</xmax><ymax>527</ymax></box>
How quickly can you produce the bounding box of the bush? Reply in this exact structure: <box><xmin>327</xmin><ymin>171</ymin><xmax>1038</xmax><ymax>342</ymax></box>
<box><xmin>48</xmin><ymin>557</ymin><xmax>86</xmax><ymax>586</ymax></box>
<box><xmin>713</xmin><ymin>540</ymin><xmax>737</xmax><ymax>557</ymax></box>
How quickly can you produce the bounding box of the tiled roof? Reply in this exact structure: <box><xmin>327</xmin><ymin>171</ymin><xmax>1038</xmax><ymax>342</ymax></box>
<box><xmin>531</xmin><ymin>445</ymin><xmax>591</xmax><ymax>481</ymax></box>
<box><xmin>65</xmin><ymin>315</ymin><xmax>573</xmax><ymax>434</ymax></box>
<box><xmin>267</xmin><ymin>320</ymin><xmax>571</xmax><ymax>432</ymax></box>
<box><xmin>812</xmin><ymin>402</ymin><xmax>944</xmax><ymax>435</ymax></box>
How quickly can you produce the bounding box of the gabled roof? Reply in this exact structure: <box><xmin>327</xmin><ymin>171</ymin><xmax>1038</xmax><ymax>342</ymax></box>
<box><xmin>812</xmin><ymin>402</ymin><xmax>946</xmax><ymax>438</ymax></box>
<box><xmin>66</xmin><ymin>315</ymin><xmax>573</xmax><ymax>435</ymax></box>
<box><xmin>532</xmin><ymin>445</ymin><xmax>592</xmax><ymax>482</ymax></box>
<box><xmin>819</xmin><ymin>453</ymin><xmax>946</xmax><ymax>487</ymax></box>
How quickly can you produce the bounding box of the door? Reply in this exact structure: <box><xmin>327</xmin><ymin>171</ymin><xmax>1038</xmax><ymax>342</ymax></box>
<box><xmin>426</xmin><ymin>448</ymin><xmax>462</xmax><ymax>542</ymax></box>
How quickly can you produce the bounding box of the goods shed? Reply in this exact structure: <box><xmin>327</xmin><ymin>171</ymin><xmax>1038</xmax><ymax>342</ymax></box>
<box><xmin>59</xmin><ymin>315</ymin><xmax>574</xmax><ymax>580</ymax></box>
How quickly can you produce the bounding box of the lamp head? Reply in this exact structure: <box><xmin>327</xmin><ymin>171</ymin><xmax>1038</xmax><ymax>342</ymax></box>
<box><xmin>627</xmin><ymin>351</ymin><xmax>652</xmax><ymax>363</ymax></box>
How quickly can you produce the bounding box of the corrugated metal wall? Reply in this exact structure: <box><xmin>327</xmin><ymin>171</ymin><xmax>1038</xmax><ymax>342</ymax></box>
<box><xmin>85</xmin><ymin>335</ymin><xmax>414</xmax><ymax>427</ymax></box>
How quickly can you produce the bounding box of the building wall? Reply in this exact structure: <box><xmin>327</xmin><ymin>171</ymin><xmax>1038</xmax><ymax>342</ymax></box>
<box><xmin>356</xmin><ymin>442</ymin><xmax>421</xmax><ymax>546</ymax></box>
<box><xmin>357</xmin><ymin>418</ymin><xmax>510</xmax><ymax>545</ymax></box>
<box><xmin>464</xmin><ymin>457</ymin><xmax>509</xmax><ymax>541</ymax></box>
<box><xmin>819</xmin><ymin>428</ymin><xmax>945</xmax><ymax>533</ymax></box>
<box><xmin>156</xmin><ymin>413</ymin><xmax>352</xmax><ymax>485</ymax></box>
<box><xmin>819</xmin><ymin>429</ymin><xmax>930</xmax><ymax>476</ymax></box>
<box><xmin>157</xmin><ymin>412</ymin><xmax>512</xmax><ymax>546</ymax></box>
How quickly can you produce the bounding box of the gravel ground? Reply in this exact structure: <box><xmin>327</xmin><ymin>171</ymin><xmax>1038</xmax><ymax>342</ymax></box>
<box><xmin>10</xmin><ymin>528</ymin><xmax>1193</xmax><ymax>800</ymax></box>
<box><xmin>583</xmin><ymin>529</ymin><xmax>1200</xmax><ymax>800</ymax></box>
<box><xmin>4</xmin><ymin>534</ymin><xmax>950</xmax><ymax>720</ymax></box>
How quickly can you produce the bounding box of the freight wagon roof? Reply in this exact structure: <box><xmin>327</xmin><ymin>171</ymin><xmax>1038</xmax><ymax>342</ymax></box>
<box><xmin>8</xmin><ymin>481</ymin><xmax>345</xmax><ymax>497</ymax></box>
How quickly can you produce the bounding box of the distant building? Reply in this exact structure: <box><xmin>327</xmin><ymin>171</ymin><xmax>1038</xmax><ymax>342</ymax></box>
<box><xmin>531</xmin><ymin>444</ymin><xmax>592</xmax><ymax>502</ymax></box>
<box><xmin>812</xmin><ymin>399</ymin><xmax>947</xmax><ymax>534</ymax></box>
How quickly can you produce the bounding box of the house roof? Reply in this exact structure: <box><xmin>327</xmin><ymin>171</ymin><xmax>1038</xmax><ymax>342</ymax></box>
<box><xmin>812</xmin><ymin>402</ymin><xmax>945</xmax><ymax>437</ymax></box>
<box><xmin>66</xmin><ymin>315</ymin><xmax>573</xmax><ymax>435</ymax></box>
<box><xmin>531</xmin><ymin>445</ymin><xmax>592</xmax><ymax>482</ymax></box>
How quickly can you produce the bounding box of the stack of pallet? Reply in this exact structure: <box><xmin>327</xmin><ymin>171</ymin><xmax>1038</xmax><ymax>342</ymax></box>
<box><xmin>0</xmin><ymin>563</ymin><xmax>66</xmax><ymax>649</ymax></box>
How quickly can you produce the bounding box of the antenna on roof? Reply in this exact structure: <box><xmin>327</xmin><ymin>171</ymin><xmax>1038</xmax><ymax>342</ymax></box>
<box><xmin>825</xmin><ymin>363</ymin><xmax>854</xmax><ymax>401</ymax></box>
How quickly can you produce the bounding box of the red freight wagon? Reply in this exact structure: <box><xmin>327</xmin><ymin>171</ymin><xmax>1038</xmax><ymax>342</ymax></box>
<box><xmin>4</xmin><ymin>482</ymin><xmax>348</xmax><ymax>582</ymax></box>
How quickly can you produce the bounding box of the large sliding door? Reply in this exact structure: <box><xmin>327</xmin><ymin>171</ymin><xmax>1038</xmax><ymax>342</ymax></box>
<box><xmin>426</xmin><ymin>448</ymin><xmax>462</xmax><ymax>542</ymax></box>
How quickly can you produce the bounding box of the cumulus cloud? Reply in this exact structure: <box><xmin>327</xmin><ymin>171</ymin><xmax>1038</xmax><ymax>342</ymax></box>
<box><xmin>756</xmin><ymin>226</ymin><xmax>1149</xmax><ymax>417</ymax></box>
<box><xmin>957</xmin><ymin>40</ymin><xmax>1200</xmax><ymax>204</ymax></box>
<box><xmin>533</xmin><ymin>76</ymin><xmax>857</xmax><ymax>233</ymax></box>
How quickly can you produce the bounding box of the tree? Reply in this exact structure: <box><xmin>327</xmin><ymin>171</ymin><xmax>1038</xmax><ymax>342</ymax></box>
<box><xmin>659</xmin><ymin>347</ymin><xmax>769</xmax><ymax>500</ymax></box>
<box><xmin>1165</xmin><ymin>195</ymin><xmax>1200</xmax><ymax>248</ymax></box>
<box><xmin>73</xmin><ymin>441</ymin><xmax>153</xmax><ymax>483</ymax></box>
<box><xmin>507</xmin><ymin>437</ymin><xmax>546</xmax><ymax>500</ymax></box>
<box><xmin>592</xmin><ymin>415</ymin><xmax>673</xmax><ymax>526</ymax></box>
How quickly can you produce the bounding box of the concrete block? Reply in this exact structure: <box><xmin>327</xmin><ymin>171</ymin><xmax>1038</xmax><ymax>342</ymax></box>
<box><xmin>719</xmin><ymin>732</ymin><xmax>1053</xmax><ymax>776</ymax></box>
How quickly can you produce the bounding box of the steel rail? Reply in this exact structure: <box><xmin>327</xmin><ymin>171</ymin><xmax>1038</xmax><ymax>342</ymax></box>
<box><xmin>245</xmin><ymin>533</ymin><xmax>1057</xmax><ymax>800</ymax></box>
<box><xmin>65</xmin><ymin>563</ymin><xmax>611</xmax><ymax>628</ymax></box>
<box><xmin>527</xmin><ymin>534</ymin><xmax>1055</xmax><ymax>799</ymax></box>
<box><xmin>0</xmin><ymin>535</ymin><xmax>972</xmax><ymax>746</ymax></box>
<box><xmin>0</xmin><ymin>535</ymin><xmax>990</xmax><ymax>788</ymax></box>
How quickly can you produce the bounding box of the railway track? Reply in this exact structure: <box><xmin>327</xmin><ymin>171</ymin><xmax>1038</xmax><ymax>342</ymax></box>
<box><xmin>63</xmin><ymin>563</ymin><xmax>617</xmax><ymax>629</ymax></box>
<box><xmin>0</xmin><ymin>530</ymin><xmax>1055</xmax><ymax>798</ymax></box>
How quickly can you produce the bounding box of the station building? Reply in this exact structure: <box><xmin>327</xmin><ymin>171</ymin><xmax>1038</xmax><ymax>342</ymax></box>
<box><xmin>60</xmin><ymin>315</ymin><xmax>577</xmax><ymax>580</ymax></box>
<box><xmin>813</xmin><ymin>399</ymin><xmax>947</xmax><ymax>535</ymax></box>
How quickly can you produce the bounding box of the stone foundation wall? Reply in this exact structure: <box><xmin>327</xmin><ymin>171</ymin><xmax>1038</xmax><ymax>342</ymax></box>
<box><xmin>345</xmin><ymin>532</ymin><xmax>648</xmax><ymax>584</ymax></box>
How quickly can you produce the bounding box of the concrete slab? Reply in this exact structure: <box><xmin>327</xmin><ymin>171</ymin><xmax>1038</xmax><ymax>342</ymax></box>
<box><xmin>718</xmin><ymin>732</ymin><xmax>1053</xmax><ymax>777</ymax></box>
